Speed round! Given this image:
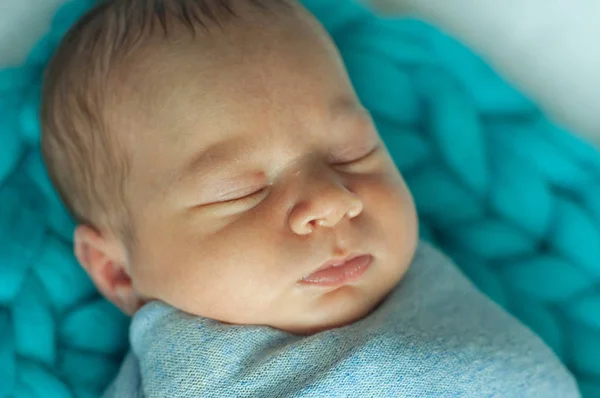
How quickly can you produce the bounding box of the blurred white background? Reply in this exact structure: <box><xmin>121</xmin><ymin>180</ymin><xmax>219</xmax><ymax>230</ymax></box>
<box><xmin>371</xmin><ymin>0</ymin><xmax>600</xmax><ymax>148</ymax></box>
<box><xmin>1</xmin><ymin>0</ymin><xmax>599</xmax><ymax>147</ymax></box>
<box><xmin>0</xmin><ymin>0</ymin><xmax>67</xmax><ymax>65</ymax></box>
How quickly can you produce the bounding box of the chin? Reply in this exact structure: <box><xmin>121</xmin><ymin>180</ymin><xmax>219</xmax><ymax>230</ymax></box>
<box><xmin>279</xmin><ymin>257</ymin><xmax>410</xmax><ymax>335</ymax></box>
<box><xmin>287</xmin><ymin>319</ymin><xmax>357</xmax><ymax>336</ymax></box>
<box><xmin>295</xmin><ymin>309</ymin><xmax>375</xmax><ymax>336</ymax></box>
<box><xmin>287</xmin><ymin>287</ymin><xmax>391</xmax><ymax>336</ymax></box>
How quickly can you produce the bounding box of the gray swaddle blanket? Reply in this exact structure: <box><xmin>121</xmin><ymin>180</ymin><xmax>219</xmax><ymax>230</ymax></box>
<box><xmin>103</xmin><ymin>242</ymin><xmax>580</xmax><ymax>397</ymax></box>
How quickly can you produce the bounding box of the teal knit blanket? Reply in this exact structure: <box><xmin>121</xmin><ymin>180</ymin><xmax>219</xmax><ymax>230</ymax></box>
<box><xmin>1</xmin><ymin>0</ymin><xmax>599</xmax><ymax>397</ymax></box>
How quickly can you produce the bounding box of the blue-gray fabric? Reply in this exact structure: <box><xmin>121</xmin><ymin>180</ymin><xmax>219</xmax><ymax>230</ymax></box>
<box><xmin>103</xmin><ymin>243</ymin><xmax>580</xmax><ymax>397</ymax></box>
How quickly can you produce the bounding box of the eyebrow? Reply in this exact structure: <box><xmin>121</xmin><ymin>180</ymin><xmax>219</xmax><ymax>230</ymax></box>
<box><xmin>172</xmin><ymin>139</ymin><xmax>244</xmax><ymax>189</ymax></box>
<box><xmin>172</xmin><ymin>95</ymin><xmax>362</xmax><ymax>187</ymax></box>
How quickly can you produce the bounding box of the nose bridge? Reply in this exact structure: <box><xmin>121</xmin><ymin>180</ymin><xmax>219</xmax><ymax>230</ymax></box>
<box><xmin>300</xmin><ymin>159</ymin><xmax>341</xmax><ymax>192</ymax></box>
<box><xmin>286</xmin><ymin>156</ymin><xmax>346</xmax><ymax>200</ymax></box>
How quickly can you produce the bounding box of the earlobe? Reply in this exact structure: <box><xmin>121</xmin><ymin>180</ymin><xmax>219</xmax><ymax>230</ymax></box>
<box><xmin>74</xmin><ymin>225</ymin><xmax>143</xmax><ymax>315</ymax></box>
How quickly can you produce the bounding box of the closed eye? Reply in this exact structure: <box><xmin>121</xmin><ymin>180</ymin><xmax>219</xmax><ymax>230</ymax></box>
<box><xmin>330</xmin><ymin>144</ymin><xmax>380</xmax><ymax>166</ymax></box>
<box><xmin>214</xmin><ymin>186</ymin><xmax>269</xmax><ymax>206</ymax></box>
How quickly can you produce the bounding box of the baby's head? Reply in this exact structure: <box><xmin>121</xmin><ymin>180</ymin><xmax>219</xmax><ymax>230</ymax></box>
<box><xmin>41</xmin><ymin>0</ymin><xmax>418</xmax><ymax>334</ymax></box>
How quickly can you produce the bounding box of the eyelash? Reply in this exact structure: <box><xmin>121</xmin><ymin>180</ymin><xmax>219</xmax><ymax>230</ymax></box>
<box><xmin>219</xmin><ymin>186</ymin><xmax>268</xmax><ymax>205</ymax></box>
<box><xmin>331</xmin><ymin>145</ymin><xmax>380</xmax><ymax>166</ymax></box>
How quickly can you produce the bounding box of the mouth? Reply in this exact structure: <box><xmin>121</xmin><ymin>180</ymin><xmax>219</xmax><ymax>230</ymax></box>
<box><xmin>298</xmin><ymin>254</ymin><xmax>373</xmax><ymax>287</ymax></box>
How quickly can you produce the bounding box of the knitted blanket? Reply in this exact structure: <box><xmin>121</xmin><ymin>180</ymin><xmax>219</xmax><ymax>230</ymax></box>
<box><xmin>1</xmin><ymin>0</ymin><xmax>598</xmax><ymax>396</ymax></box>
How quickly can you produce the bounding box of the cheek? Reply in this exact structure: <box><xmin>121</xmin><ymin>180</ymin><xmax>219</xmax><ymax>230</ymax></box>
<box><xmin>354</xmin><ymin>170</ymin><xmax>418</xmax><ymax>259</ymax></box>
<box><xmin>128</xmin><ymin>223</ymin><xmax>199</xmax><ymax>299</ymax></box>
<box><xmin>129</xmin><ymin>212</ymin><xmax>285</xmax><ymax>321</ymax></box>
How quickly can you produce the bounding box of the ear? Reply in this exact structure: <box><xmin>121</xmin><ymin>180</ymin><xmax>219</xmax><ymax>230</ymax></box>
<box><xmin>74</xmin><ymin>225</ymin><xmax>144</xmax><ymax>315</ymax></box>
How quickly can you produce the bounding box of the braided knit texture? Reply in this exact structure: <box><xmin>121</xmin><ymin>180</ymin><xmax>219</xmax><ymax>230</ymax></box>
<box><xmin>0</xmin><ymin>0</ymin><xmax>598</xmax><ymax>396</ymax></box>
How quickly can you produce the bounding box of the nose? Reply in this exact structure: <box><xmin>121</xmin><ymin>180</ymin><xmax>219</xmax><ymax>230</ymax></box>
<box><xmin>288</xmin><ymin>172</ymin><xmax>364</xmax><ymax>236</ymax></box>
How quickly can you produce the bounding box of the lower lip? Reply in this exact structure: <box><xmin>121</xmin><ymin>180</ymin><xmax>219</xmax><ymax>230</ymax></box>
<box><xmin>299</xmin><ymin>255</ymin><xmax>373</xmax><ymax>287</ymax></box>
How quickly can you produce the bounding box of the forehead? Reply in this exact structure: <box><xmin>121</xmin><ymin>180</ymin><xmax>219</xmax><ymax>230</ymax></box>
<box><xmin>112</xmin><ymin>5</ymin><xmax>358</xmax><ymax>194</ymax></box>
<box><xmin>112</xmin><ymin>4</ymin><xmax>346</xmax><ymax>108</ymax></box>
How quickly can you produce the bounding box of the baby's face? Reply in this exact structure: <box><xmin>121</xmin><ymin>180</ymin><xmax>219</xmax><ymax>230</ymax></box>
<box><xmin>116</xmin><ymin>5</ymin><xmax>417</xmax><ymax>334</ymax></box>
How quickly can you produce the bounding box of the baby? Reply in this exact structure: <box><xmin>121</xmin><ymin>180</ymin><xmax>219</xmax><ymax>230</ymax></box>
<box><xmin>40</xmin><ymin>0</ymin><xmax>580</xmax><ymax>396</ymax></box>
